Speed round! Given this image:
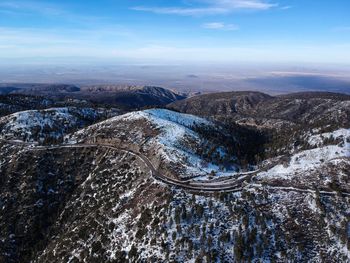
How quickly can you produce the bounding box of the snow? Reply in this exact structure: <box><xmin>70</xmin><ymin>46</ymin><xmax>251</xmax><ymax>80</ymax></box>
<box><xmin>0</xmin><ymin>107</ymin><xmax>101</xmax><ymax>142</ymax></box>
<box><xmin>139</xmin><ymin>109</ymin><xmax>235</xmax><ymax>178</ymax></box>
<box><xmin>144</xmin><ymin>109</ymin><xmax>211</xmax><ymax>127</ymax></box>
<box><xmin>259</xmin><ymin>128</ymin><xmax>350</xmax><ymax>179</ymax></box>
<box><xmin>84</xmin><ymin>109</ymin><xmax>236</xmax><ymax>179</ymax></box>
<box><xmin>3</xmin><ymin>108</ymin><xmax>72</xmax><ymax>128</ymax></box>
<box><xmin>261</xmin><ymin>145</ymin><xmax>348</xmax><ymax>179</ymax></box>
<box><xmin>308</xmin><ymin>128</ymin><xmax>350</xmax><ymax>147</ymax></box>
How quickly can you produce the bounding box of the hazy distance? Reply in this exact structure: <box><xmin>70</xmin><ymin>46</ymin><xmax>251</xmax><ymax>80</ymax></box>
<box><xmin>1</xmin><ymin>63</ymin><xmax>350</xmax><ymax>95</ymax></box>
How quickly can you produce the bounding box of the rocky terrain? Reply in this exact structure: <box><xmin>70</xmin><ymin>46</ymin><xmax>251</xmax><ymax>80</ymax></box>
<box><xmin>0</xmin><ymin>91</ymin><xmax>349</xmax><ymax>262</ymax></box>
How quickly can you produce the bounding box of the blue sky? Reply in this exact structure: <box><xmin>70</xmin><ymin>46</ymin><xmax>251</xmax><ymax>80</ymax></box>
<box><xmin>1</xmin><ymin>0</ymin><xmax>350</xmax><ymax>65</ymax></box>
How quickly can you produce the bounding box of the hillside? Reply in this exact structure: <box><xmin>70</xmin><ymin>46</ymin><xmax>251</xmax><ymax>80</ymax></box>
<box><xmin>254</xmin><ymin>93</ymin><xmax>350</xmax><ymax>127</ymax></box>
<box><xmin>168</xmin><ymin>91</ymin><xmax>350</xmax><ymax>158</ymax></box>
<box><xmin>0</xmin><ymin>94</ymin><xmax>54</xmax><ymax>117</ymax></box>
<box><xmin>168</xmin><ymin>91</ymin><xmax>350</xmax><ymax>127</ymax></box>
<box><xmin>0</xmin><ymin>107</ymin><xmax>120</xmax><ymax>144</ymax></box>
<box><xmin>0</xmin><ymin>94</ymin><xmax>113</xmax><ymax>117</ymax></box>
<box><xmin>69</xmin><ymin>109</ymin><xmax>242</xmax><ymax>179</ymax></box>
<box><xmin>0</xmin><ymin>100</ymin><xmax>349</xmax><ymax>262</ymax></box>
<box><xmin>168</xmin><ymin>91</ymin><xmax>272</xmax><ymax>117</ymax></box>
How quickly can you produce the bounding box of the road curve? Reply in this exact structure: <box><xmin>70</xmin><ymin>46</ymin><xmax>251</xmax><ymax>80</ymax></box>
<box><xmin>1</xmin><ymin>139</ymin><xmax>350</xmax><ymax>196</ymax></box>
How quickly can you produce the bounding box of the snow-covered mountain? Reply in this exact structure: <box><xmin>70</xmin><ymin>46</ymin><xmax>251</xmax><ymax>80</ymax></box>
<box><xmin>0</xmin><ymin>107</ymin><xmax>119</xmax><ymax>143</ymax></box>
<box><xmin>70</xmin><ymin>109</ymin><xmax>239</xmax><ymax>179</ymax></box>
<box><xmin>257</xmin><ymin>128</ymin><xmax>350</xmax><ymax>189</ymax></box>
<box><xmin>0</xmin><ymin>92</ymin><xmax>349</xmax><ymax>263</ymax></box>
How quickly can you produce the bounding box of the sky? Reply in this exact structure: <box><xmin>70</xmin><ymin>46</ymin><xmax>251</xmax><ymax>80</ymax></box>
<box><xmin>1</xmin><ymin>0</ymin><xmax>350</xmax><ymax>65</ymax></box>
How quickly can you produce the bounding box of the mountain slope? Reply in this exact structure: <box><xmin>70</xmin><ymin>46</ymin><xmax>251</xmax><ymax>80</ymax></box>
<box><xmin>0</xmin><ymin>94</ymin><xmax>54</xmax><ymax>117</ymax></box>
<box><xmin>0</xmin><ymin>113</ymin><xmax>349</xmax><ymax>262</ymax></box>
<box><xmin>69</xmin><ymin>109</ymin><xmax>241</xmax><ymax>179</ymax></box>
<box><xmin>168</xmin><ymin>91</ymin><xmax>272</xmax><ymax>117</ymax></box>
<box><xmin>0</xmin><ymin>94</ymin><xmax>349</xmax><ymax>263</ymax></box>
<box><xmin>168</xmin><ymin>91</ymin><xmax>350</xmax><ymax>128</ymax></box>
<box><xmin>0</xmin><ymin>107</ymin><xmax>120</xmax><ymax>144</ymax></box>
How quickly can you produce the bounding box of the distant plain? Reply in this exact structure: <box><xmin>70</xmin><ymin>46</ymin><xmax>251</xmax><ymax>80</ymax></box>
<box><xmin>1</xmin><ymin>63</ymin><xmax>350</xmax><ymax>95</ymax></box>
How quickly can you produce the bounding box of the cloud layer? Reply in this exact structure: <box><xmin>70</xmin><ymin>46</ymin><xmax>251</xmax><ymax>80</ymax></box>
<box><xmin>132</xmin><ymin>0</ymin><xmax>277</xmax><ymax>16</ymax></box>
<box><xmin>202</xmin><ymin>22</ymin><xmax>239</xmax><ymax>31</ymax></box>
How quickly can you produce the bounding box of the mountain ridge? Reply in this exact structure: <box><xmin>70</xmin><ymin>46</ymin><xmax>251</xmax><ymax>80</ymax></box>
<box><xmin>0</xmin><ymin>91</ymin><xmax>349</xmax><ymax>262</ymax></box>
<box><xmin>0</xmin><ymin>84</ymin><xmax>187</xmax><ymax>110</ymax></box>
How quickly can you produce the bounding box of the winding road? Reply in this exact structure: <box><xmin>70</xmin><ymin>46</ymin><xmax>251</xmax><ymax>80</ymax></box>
<box><xmin>1</xmin><ymin>138</ymin><xmax>350</xmax><ymax>197</ymax></box>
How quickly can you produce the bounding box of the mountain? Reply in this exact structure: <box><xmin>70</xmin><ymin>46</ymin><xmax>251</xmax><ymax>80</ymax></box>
<box><xmin>0</xmin><ymin>86</ymin><xmax>21</xmax><ymax>95</ymax></box>
<box><xmin>169</xmin><ymin>91</ymin><xmax>350</xmax><ymax>158</ymax></box>
<box><xmin>0</xmin><ymin>107</ymin><xmax>120</xmax><ymax>144</ymax></box>
<box><xmin>0</xmin><ymin>94</ymin><xmax>54</xmax><ymax>117</ymax></box>
<box><xmin>0</xmin><ymin>93</ymin><xmax>349</xmax><ymax>262</ymax></box>
<box><xmin>0</xmin><ymin>84</ymin><xmax>80</xmax><ymax>97</ymax></box>
<box><xmin>168</xmin><ymin>91</ymin><xmax>272</xmax><ymax>117</ymax></box>
<box><xmin>77</xmin><ymin>85</ymin><xmax>187</xmax><ymax>109</ymax></box>
<box><xmin>69</xmin><ymin>109</ymin><xmax>250</xmax><ymax>179</ymax></box>
<box><xmin>252</xmin><ymin>92</ymin><xmax>350</xmax><ymax>127</ymax></box>
<box><xmin>1</xmin><ymin>84</ymin><xmax>187</xmax><ymax>110</ymax></box>
<box><xmin>0</xmin><ymin>94</ymin><xmax>115</xmax><ymax>117</ymax></box>
<box><xmin>11</xmin><ymin>84</ymin><xmax>81</xmax><ymax>95</ymax></box>
<box><xmin>168</xmin><ymin>91</ymin><xmax>350</xmax><ymax>127</ymax></box>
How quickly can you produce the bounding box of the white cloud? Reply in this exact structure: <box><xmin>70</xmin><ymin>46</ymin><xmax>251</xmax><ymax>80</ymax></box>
<box><xmin>280</xmin><ymin>5</ymin><xmax>292</xmax><ymax>10</ymax></box>
<box><xmin>132</xmin><ymin>0</ymin><xmax>277</xmax><ymax>16</ymax></box>
<box><xmin>202</xmin><ymin>22</ymin><xmax>239</xmax><ymax>31</ymax></box>
<box><xmin>131</xmin><ymin>7</ymin><xmax>228</xmax><ymax>16</ymax></box>
<box><xmin>213</xmin><ymin>0</ymin><xmax>277</xmax><ymax>10</ymax></box>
